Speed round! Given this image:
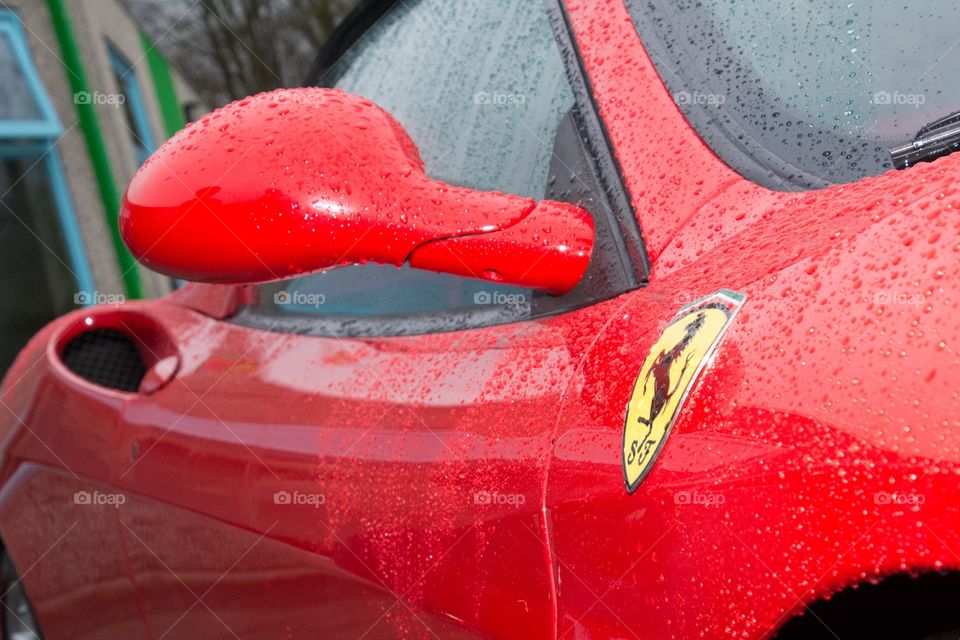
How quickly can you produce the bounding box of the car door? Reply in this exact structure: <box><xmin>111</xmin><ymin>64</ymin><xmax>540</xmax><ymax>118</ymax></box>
<box><xmin>113</xmin><ymin>1</ymin><xmax>647</xmax><ymax>638</ymax></box>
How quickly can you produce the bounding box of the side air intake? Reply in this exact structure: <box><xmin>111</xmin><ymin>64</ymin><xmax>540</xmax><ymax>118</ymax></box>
<box><xmin>59</xmin><ymin>329</ymin><xmax>147</xmax><ymax>392</ymax></box>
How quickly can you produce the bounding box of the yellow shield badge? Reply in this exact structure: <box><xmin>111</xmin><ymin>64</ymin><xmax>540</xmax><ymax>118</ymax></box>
<box><xmin>622</xmin><ymin>290</ymin><xmax>745</xmax><ymax>493</ymax></box>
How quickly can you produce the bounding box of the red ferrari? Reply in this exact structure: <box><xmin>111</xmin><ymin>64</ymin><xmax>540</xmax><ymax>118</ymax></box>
<box><xmin>3</xmin><ymin>0</ymin><xmax>960</xmax><ymax>638</ymax></box>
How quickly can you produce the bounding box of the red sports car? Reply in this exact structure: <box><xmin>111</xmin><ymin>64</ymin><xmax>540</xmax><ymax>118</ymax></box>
<box><xmin>2</xmin><ymin>0</ymin><xmax>960</xmax><ymax>638</ymax></box>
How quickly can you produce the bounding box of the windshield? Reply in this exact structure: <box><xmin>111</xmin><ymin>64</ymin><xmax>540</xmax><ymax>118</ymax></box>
<box><xmin>626</xmin><ymin>0</ymin><xmax>960</xmax><ymax>189</ymax></box>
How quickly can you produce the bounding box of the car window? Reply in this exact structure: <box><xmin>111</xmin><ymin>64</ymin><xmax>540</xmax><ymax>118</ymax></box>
<box><xmin>249</xmin><ymin>0</ymin><xmax>576</xmax><ymax>327</ymax></box>
<box><xmin>626</xmin><ymin>0</ymin><xmax>960</xmax><ymax>190</ymax></box>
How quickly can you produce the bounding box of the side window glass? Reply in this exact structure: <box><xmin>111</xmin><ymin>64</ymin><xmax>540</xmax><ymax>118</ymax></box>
<box><xmin>251</xmin><ymin>0</ymin><xmax>576</xmax><ymax>327</ymax></box>
<box><xmin>626</xmin><ymin>1</ymin><xmax>960</xmax><ymax>188</ymax></box>
<box><xmin>331</xmin><ymin>1</ymin><xmax>574</xmax><ymax>199</ymax></box>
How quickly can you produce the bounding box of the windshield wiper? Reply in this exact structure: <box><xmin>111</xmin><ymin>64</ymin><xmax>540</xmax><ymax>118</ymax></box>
<box><xmin>890</xmin><ymin>110</ymin><xmax>960</xmax><ymax>169</ymax></box>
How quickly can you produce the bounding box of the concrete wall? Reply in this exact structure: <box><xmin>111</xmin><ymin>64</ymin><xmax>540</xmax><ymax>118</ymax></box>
<box><xmin>69</xmin><ymin>0</ymin><xmax>171</xmax><ymax>297</ymax></box>
<box><xmin>8</xmin><ymin>0</ymin><xmax>126</xmax><ymax>298</ymax></box>
<box><xmin>6</xmin><ymin>0</ymin><xmax>207</xmax><ymax>300</ymax></box>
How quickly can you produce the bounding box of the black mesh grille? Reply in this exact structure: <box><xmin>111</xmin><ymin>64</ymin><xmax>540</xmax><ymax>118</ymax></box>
<box><xmin>60</xmin><ymin>329</ymin><xmax>146</xmax><ymax>392</ymax></box>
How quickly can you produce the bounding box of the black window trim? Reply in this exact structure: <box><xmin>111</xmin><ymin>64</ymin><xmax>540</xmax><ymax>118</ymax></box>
<box><xmin>233</xmin><ymin>0</ymin><xmax>650</xmax><ymax>338</ymax></box>
<box><xmin>546</xmin><ymin>0</ymin><xmax>649</xmax><ymax>281</ymax></box>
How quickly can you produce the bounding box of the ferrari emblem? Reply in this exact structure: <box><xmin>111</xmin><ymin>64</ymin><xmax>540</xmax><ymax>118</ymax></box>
<box><xmin>622</xmin><ymin>290</ymin><xmax>745</xmax><ymax>493</ymax></box>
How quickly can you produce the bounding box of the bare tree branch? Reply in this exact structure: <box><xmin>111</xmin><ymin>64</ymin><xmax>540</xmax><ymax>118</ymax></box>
<box><xmin>123</xmin><ymin>0</ymin><xmax>357</xmax><ymax>107</ymax></box>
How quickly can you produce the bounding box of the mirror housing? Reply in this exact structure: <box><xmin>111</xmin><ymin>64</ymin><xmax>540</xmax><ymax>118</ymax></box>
<box><xmin>120</xmin><ymin>88</ymin><xmax>594</xmax><ymax>295</ymax></box>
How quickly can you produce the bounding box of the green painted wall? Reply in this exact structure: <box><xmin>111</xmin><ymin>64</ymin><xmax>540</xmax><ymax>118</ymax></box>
<box><xmin>45</xmin><ymin>0</ymin><xmax>144</xmax><ymax>298</ymax></box>
<box><xmin>141</xmin><ymin>31</ymin><xmax>186</xmax><ymax>139</ymax></box>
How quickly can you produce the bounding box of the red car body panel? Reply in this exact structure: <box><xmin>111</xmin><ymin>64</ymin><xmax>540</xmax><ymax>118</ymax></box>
<box><xmin>1</xmin><ymin>1</ymin><xmax>959</xmax><ymax>639</ymax></box>
<box><xmin>550</xmin><ymin>0</ymin><xmax>960</xmax><ymax>637</ymax></box>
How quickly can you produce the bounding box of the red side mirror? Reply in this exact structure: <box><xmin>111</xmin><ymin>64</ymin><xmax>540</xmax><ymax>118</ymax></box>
<box><xmin>120</xmin><ymin>88</ymin><xmax>594</xmax><ymax>295</ymax></box>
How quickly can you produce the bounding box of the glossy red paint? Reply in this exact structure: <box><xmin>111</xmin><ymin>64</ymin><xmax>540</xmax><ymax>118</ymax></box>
<box><xmin>552</xmin><ymin>0</ymin><xmax>960</xmax><ymax>637</ymax></box>
<box><xmin>120</xmin><ymin>88</ymin><xmax>594</xmax><ymax>295</ymax></box>
<box><xmin>0</xmin><ymin>1</ymin><xmax>958</xmax><ymax>639</ymax></box>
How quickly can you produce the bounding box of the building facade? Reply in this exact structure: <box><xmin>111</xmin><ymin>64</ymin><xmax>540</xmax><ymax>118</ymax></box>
<box><xmin>0</xmin><ymin>0</ymin><xmax>204</xmax><ymax>371</ymax></box>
